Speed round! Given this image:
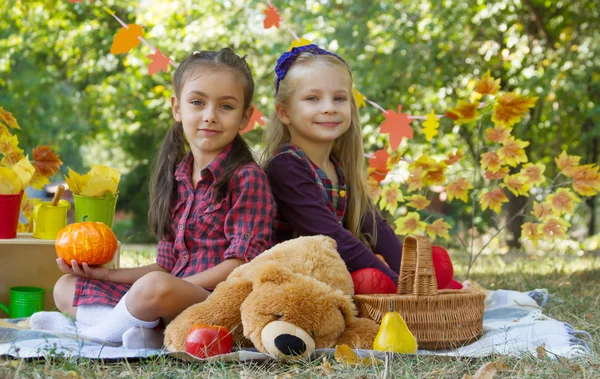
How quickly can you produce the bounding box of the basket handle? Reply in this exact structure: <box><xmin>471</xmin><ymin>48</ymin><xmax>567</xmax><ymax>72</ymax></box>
<box><xmin>396</xmin><ymin>234</ymin><xmax>438</xmax><ymax>296</ymax></box>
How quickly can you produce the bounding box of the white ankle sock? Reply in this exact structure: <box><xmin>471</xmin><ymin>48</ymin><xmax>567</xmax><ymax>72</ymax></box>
<box><xmin>122</xmin><ymin>326</ymin><xmax>164</xmax><ymax>350</ymax></box>
<box><xmin>79</xmin><ymin>293</ymin><xmax>159</xmax><ymax>344</ymax></box>
<box><xmin>30</xmin><ymin>311</ymin><xmax>80</xmax><ymax>333</ymax></box>
<box><xmin>76</xmin><ymin>304</ymin><xmax>113</xmax><ymax>326</ymax></box>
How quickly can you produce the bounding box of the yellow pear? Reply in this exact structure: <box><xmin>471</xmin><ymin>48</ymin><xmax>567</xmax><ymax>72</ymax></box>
<box><xmin>372</xmin><ymin>311</ymin><xmax>418</xmax><ymax>354</ymax></box>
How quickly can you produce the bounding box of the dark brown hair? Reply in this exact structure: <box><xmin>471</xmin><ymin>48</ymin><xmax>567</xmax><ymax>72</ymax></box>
<box><xmin>149</xmin><ymin>48</ymin><xmax>255</xmax><ymax>240</ymax></box>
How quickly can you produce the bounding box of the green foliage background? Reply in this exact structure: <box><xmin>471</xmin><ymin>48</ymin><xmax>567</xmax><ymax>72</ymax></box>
<box><xmin>1</xmin><ymin>0</ymin><xmax>598</xmax><ymax>244</ymax></box>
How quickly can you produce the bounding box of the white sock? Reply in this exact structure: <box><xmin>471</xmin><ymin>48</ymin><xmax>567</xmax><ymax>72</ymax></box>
<box><xmin>122</xmin><ymin>326</ymin><xmax>164</xmax><ymax>350</ymax></box>
<box><xmin>79</xmin><ymin>293</ymin><xmax>159</xmax><ymax>344</ymax></box>
<box><xmin>76</xmin><ymin>304</ymin><xmax>114</xmax><ymax>326</ymax></box>
<box><xmin>29</xmin><ymin>311</ymin><xmax>80</xmax><ymax>333</ymax></box>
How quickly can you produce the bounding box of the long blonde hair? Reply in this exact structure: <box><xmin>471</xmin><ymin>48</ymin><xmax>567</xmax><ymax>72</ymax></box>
<box><xmin>262</xmin><ymin>52</ymin><xmax>378</xmax><ymax>248</ymax></box>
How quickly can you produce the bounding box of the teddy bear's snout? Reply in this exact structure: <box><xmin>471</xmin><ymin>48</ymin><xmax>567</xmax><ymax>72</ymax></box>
<box><xmin>274</xmin><ymin>334</ymin><xmax>306</xmax><ymax>356</ymax></box>
<box><xmin>260</xmin><ymin>320</ymin><xmax>316</xmax><ymax>359</ymax></box>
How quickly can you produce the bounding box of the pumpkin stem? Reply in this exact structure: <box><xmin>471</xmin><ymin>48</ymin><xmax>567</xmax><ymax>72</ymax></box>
<box><xmin>82</xmin><ymin>215</ymin><xmax>88</xmax><ymax>222</ymax></box>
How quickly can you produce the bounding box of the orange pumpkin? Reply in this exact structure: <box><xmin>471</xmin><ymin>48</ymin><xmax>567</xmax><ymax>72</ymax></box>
<box><xmin>55</xmin><ymin>221</ymin><xmax>118</xmax><ymax>266</ymax></box>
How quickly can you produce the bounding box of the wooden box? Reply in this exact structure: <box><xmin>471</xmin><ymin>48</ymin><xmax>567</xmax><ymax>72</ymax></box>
<box><xmin>0</xmin><ymin>233</ymin><xmax>120</xmax><ymax>316</ymax></box>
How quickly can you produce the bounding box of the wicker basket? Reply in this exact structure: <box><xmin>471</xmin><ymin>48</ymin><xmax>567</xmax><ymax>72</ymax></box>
<box><xmin>354</xmin><ymin>234</ymin><xmax>486</xmax><ymax>350</ymax></box>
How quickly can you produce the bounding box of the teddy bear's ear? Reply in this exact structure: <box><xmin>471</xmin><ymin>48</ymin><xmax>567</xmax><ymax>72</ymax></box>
<box><xmin>255</xmin><ymin>263</ymin><xmax>291</xmax><ymax>286</ymax></box>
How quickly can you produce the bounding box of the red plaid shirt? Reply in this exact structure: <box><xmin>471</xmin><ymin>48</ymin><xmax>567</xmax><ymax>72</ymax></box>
<box><xmin>73</xmin><ymin>143</ymin><xmax>276</xmax><ymax>306</ymax></box>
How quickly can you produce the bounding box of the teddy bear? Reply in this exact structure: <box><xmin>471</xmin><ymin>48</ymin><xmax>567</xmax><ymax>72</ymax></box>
<box><xmin>164</xmin><ymin>235</ymin><xmax>381</xmax><ymax>359</ymax></box>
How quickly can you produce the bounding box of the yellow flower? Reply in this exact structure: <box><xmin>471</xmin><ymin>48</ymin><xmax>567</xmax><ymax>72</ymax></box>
<box><xmin>520</xmin><ymin>162</ymin><xmax>546</xmax><ymax>186</ymax></box>
<box><xmin>379</xmin><ymin>182</ymin><xmax>404</xmax><ymax>214</ymax></box>
<box><xmin>480</xmin><ymin>188</ymin><xmax>509</xmax><ymax>214</ymax></box>
<box><xmin>492</xmin><ymin>92</ymin><xmax>538</xmax><ymax>128</ymax></box>
<box><xmin>521</xmin><ymin>222</ymin><xmax>542</xmax><ymax>247</ymax></box>
<box><xmin>480</xmin><ymin>151</ymin><xmax>502</xmax><ymax>173</ymax></box>
<box><xmin>498</xmin><ymin>136</ymin><xmax>529</xmax><ymax>167</ymax></box>
<box><xmin>474</xmin><ymin>70</ymin><xmax>500</xmax><ymax>95</ymax></box>
<box><xmin>445</xmin><ymin>100</ymin><xmax>480</xmax><ymax>125</ymax></box>
<box><xmin>405</xmin><ymin>194</ymin><xmax>430</xmax><ymax>210</ymax></box>
<box><xmin>545</xmin><ymin>188</ymin><xmax>581</xmax><ymax>216</ymax></box>
<box><xmin>445</xmin><ymin>177</ymin><xmax>473</xmax><ymax>202</ymax></box>
<box><xmin>540</xmin><ymin>217</ymin><xmax>571</xmax><ymax>240</ymax></box>
<box><xmin>394</xmin><ymin>212</ymin><xmax>425</xmax><ymax>235</ymax></box>
<box><xmin>425</xmin><ymin>218</ymin><xmax>451</xmax><ymax>240</ymax></box>
<box><xmin>501</xmin><ymin>174</ymin><xmax>530</xmax><ymax>196</ymax></box>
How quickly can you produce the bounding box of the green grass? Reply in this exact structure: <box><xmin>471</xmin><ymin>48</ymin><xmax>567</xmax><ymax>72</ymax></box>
<box><xmin>1</xmin><ymin>246</ymin><xmax>599</xmax><ymax>378</ymax></box>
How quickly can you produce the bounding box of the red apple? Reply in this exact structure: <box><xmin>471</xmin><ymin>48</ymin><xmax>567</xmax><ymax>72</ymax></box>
<box><xmin>185</xmin><ymin>323</ymin><xmax>233</xmax><ymax>358</ymax></box>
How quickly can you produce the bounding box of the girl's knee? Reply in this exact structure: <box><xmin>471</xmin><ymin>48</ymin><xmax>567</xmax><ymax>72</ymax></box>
<box><xmin>129</xmin><ymin>271</ymin><xmax>174</xmax><ymax>305</ymax></box>
<box><xmin>53</xmin><ymin>274</ymin><xmax>77</xmax><ymax>313</ymax></box>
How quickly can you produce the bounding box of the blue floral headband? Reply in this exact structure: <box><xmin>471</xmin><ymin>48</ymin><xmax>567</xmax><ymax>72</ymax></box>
<box><xmin>274</xmin><ymin>44</ymin><xmax>349</xmax><ymax>94</ymax></box>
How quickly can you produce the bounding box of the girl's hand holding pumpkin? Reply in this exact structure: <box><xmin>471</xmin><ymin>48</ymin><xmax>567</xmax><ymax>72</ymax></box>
<box><xmin>56</xmin><ymin>258</ymin><xmax>110</xmax><ymax>281</ymax></box>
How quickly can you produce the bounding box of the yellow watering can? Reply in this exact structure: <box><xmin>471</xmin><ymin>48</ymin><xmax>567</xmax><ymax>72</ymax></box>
<box><xmin>32</xmin><ymin>185</ymin><xmax>71</xmax><ymax>240</ymax></box>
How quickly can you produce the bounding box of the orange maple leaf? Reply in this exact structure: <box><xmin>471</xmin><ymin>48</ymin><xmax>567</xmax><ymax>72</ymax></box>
<box><xmin>445</xmin><ymin>177</ymin><xmax>473</xmax><ymax>202</ymax></box>
<box><xmin>485</xmin><ymin>125</ymin><xmax>511</xmax><ymax>143</ymax></box>
<box><xmin>521</xmin><ymin>222</ymin><xmax>542</xmax><ymax>247</ymax></box>
<box><xmin>484</xmin><ymin>167</ymin><xmax>509</xmax><ymax>180</ymax></box>
<box><xmin>368</xmin><ymin>149</ymin><xmax>390</xmax><ymax>183</ymax></box>
<box><xmin>492</xmin><ymin>92</ymin><xmax>538</xmax><ymax>128</ymax></box>
<box><xmin>32</xmin><ymin>146</ymin><xmax>63</xmax><ymax>177</ymax></box>
<box><xmin>475</xmin><ymin>70</ymin><xmax>500</xmax><ymax>95</ymax></box>
<box><xmin>445</xmin><ymin>100</ymin><xmax>479</xmax><ymax>125</ymax></box>
<box><xmin>147</xmin><ymin>49</ymin><xmax>171</xmax><ymax>75</ymax></box>
<box><xmin>532</xmin><ymin>201</ymin><xmax>554</xmax><ymax>220</ymax></box>
<box><xmin>242</xmin><ymin>105</ymin><xmax>265</xmax><ymax>135</ymax></box>
<box><xmin>381</xmin><ymin>105</ymin><xmax>413</xmax><ymax>150</ymax></box>
<box><xmin>555</xmin><ymin>151</ymin><xmax>581</xmax><ymax>177</ymax></box>
<box><xmin>110</xmin><ymin>24</ymin><xmax>144</xmax><ymax>55</ymax></box>
<box><xmin>571</xmin><ymin>165</ymin><xmax>600</xmax><ymax>196</ymax></box>
<box><xmin>263</xmin><ymin>4</ymin><xmax>282</xmax><ymax>29</ymax></box>
<box><xmin>425</xmin><ymin>218</ymin><xmax>451</xmax><ymax>240</ymax></box>
<box><xmin>444</xmin><ymin>149</ymin><xmax>464</xmax><ymax>165</ymax></box>
<box><xmin>480</xmin><ymin>188</ymin><xmax>509</xmax><ymax>214</ymax></box>
<box><xmin>480</xmin><ymin>151</ymin><xmax>502</xmax><ymax>173</ymax></box>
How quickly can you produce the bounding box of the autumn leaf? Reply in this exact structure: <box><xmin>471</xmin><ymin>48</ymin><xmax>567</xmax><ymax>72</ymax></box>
<box><xmin>445</xmin><ymin>177</ymin><xmax>473</xmax><ymax>202</ymax></box>
<box><xmin>571</xmin><ymin>164</ymin><xmax>600</xmax><ymax>196</ymax></box>
<box><xmin>405</xmin><ymin>194</ymin><xmax>430</xmax><ymax>210</ymax></box>
<box><xmin>521</xmin><ymin>222</ymin><xmax>542</xmax><ymax>247</ymax></box>
<box><xmin>410</xmin><ymin>155</ymin><xmax>446</xmax><ymax>185</ymax></box>
<box><xmin>387</xmin><ymin>149</ymin><xmax>404</xmax><ymax>169</ymax></box>
<box><xmin>445</xmin><ymin>100</ymin><xmax>479</xmax><ymax>124</ymax></box>
<box><xmin>242</xmin><ymin>105</ymin><xmax>265</xmax><ymax>134</ymax></box>
<box><xmin>352</xmin><ymin>88</ymin><xmax>366</xmax><ymax>108</ymax></box>
<box><xmin>411</xmin><ymin>154</ymin><xmax>438</xmax><ymax>172</ymax></box>
<box><xmin>0</xmin><ymin>133</ymin><xmax>24</xmax><ymax>165</ymax></box>
<box><xmin>492</xmin><ymin>92</ymin><xmax>538</xmax><ymax>128</ymax></box>
<box><xmin>536</xmin><ymin>344</ymin><xmax>547</xmax><ymax>359</ymax></box>
<box><xmin>532</xmin><ymin>201</ymin><xmax>554</xmax><ymax>220</ymax></box>
<box><xmin>484</xmin><ymin>167</ymin><xmax>509</xmax><ymax>180</ymax></box>
<box><xmin>520</xmin><ymin>162</ymin><xmax>546</xmax><ymax>186</ymax></box>
<box><xmin>545</xmin><ymin>188</ymin><xmax>580</xmax><ymax>216</ymax></box>
<box><xmin>540</xmin><ymin>217</ymin><xmax>570</xmax><ymax>240</ymax></box>
<box><xmin>287</xmin><ymin>38</ymin><xmax>312</xmax><ymax>51</ymax></box>
<box><xmin>379</xmin><ymin>182</ymin><xmax>403</xmax><ymax>214</ymax></box>
<box><xmin>110</xmin><ymin>24</ymin><xmax>144</xmax><ymax>55</ymax></box>
<box><xmin>29</xmin><ymin>171</ymin><xmax>50</xmax><ymax>190</ymax></box>
<box><xmin>381</xmin><ymin>105</ymin><xmax>414</xmax><ymax>150</ymax></box>
<box><xmin>32</xmin><ymin>146</ymin><xmax>62</xmax><ymax>177</ymax></box>
<box><xmin>485</xmin><ymin>125</ymin><xmax>511</xmax><ymax>143</ymax></box>
<box><xmin>555</xmin><ymin>151</ymin><xmax>580</xmax><ymax>177</ymax></box>
<box><xmin>501</xmin><ymin>174</ymin><xmax>530</xmax><ymax>196</ymax></box>
<box><xmin>425</xmin><ymin>218</ymin><xmax>451</xmax><ymax>240</ymax></box>
<box><xmin>147</xmin><ymin>49</ymin><xmax>171</xmax><ymax>75</ymax></box>
<box><xmin>480</xmin><ymin>188</ymin><xmax>509</xmax><ymax>214</ymax></box>
<box><xmin>474</xmin><ymin>70</ymin><xmax>501</xmax><ymax>95</ymax></box>
<box><xmin>394</xmin><ymin>212</ymin><xmax>425</xmax><ymax>235</ymax></box>
<box><xmin>422</xmin><ymin>109</ymin><xmax>439</xmax><ymax>141</ymax></box>
<box><xmin>498</xmin><ymin>136</ymin><xmax>529</xmax><ymax>167</ymax></box>
<box><xmin>0</xmin><ymin>107</ymin><xmax>20</xmax><ymax>131</ymax></box>
<box><xmin>334</xmin><ymin>344</ymin><xmax>383</xmax><ymax>366</ymax></box>
<box><xmin>367</xmin><ymin>175</ymin><xmax>382</xmax><ymax>203</ymax></box>
<box><xmin>368</xmin><ymin>149</ymin><xmax>390</xmax><ymax>183</ymax></box>
<box><xmin>263</xmin><ymin>3</ymin><xmax>282</xmax><ymax>29</ymax></box>
<box><xmin>11</xmin><ymin>157</ymin><xmax>35</xmax><ymax>189</ymax></box>
<box><xmin>463</xmin><ymin>361</ymin><xmax>509</xmax><ymax>379</ymax></box>
<box><xmin>445</xmin><ymin>149</ymin><xmax>464</xmax><ymax>165</ymax></box>
<box><xmin>406</xmin><ymin>166</ymin><xmax>425</xmax><ymax>192</ymax></box>
<box><xmin>480</xmin><ymin>151</ymin><xmax>502</xmax><ymax>173</ymax></box>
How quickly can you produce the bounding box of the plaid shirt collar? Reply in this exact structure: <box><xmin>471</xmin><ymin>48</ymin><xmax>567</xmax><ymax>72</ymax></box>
<box><xmin>174</xmin><ymin>143</ymin><xmax>233</xmax><ymax>183</ymax></box>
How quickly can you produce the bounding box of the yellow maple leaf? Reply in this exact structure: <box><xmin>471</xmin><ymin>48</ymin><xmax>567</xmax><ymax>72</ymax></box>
<box><xmin>0</xmin><ymin>107</ymin><xmax>20</xmax><ymax>130</ymax></box>
<box><xmin>29</xmin><ymin>171</ymin><xmax>50</xmax><ymax>190</ymax></box>
<box><xmin>334</xmin><ymin>344</ymin><xmax>382</xmax><ymax>366</ymax></box>
<box><xmin>480</xmin><ymin>188</ymin><xmax>509</xmax><ymax>214</ymax></box>
<box><xmin>0</xmin><ymin>133</ymin><xmax>24</xmax><ymax>165</ymax></box>
<box><xmin>352</xmin><ymin>88</ymin><xmax>366</xmax><ymax>108</ymax></box>
<box><xmin>445</xmin><ymin>100</ymin><xmax>480</xmax><ymax>125</ymax></box>
<box><xmin>532</xmin><ymin>201</ymin><xmax>554</xmax><ymax>220</ymax></box>
<box><xmin>11</xmin><ymin>157</ymin><xmax>35</xmax><ymax>189</ymax></box>
<box><xmin>20</xmin><ymin>192</ymin><xmax>36</xmax><ymax>219</ymax></box>
<box><xmin>422</xmin><ymin>109</ymin><xmax>439</xmax><ymax>141</ymax></box>
<box><xmin>521</xmin><ymin>222</ymin><xmax>542</xmax><ymax>247</ymax></box>
<box><xmin>394</xmin><ymin>212</ymin><xmax>425</xmax><ymax>235</ymax></box>
<box><xmin>0</xmin><ymin>166</ymin><xmax>22</xmax><ymax>194</ymax></box>
<box><xmin>425</xmin><ymin>218</ymin><xmax>451</xmax><ymax>240</ymax></box>
<box><xmin>475</xmin><ymin>70</ymin><xmax>501</xmax><ymax>95</ymax></box>
<box><xmin>520</xmin><ymin>162</ymin><xmax>546</xmax><ymax>186</ymax></box>
<box><xmin>423</xmin><ymin>162</ymin><xmax>447</xmax><ymax>186</ymax></box>
<box><xmin>555</xmin><ymin>151</ymin><xmax>580</xmax><ymax>177</ymax></box>
<box><xmin>501</xmin><ymin>174</ymin><xmax>530</xmax><ymax>196</ymax></box>
<box><xmin>540</xmin><ymin>217</ymin><xmax>570</xmax><ymax>240</ymax></box>
<box><xmin>367</xmin><ymin>175</ymin><xmax>382</xmax><ymax>204</ymax></box>
<box><xmin>485</xmin><ymin>125</ymin><xmax>512</xmax><ymax>143</ymax></box>
<box><xmin>492</xmin><ymin>92</ymin><xmax>538</xmax><ymax>128</ymax></box>
<box><xmin>571</xmin><ymin>165</ymin><xmax>600</xmax><ymax>196</ymax></box>
<box><xmin>480</xmin><ymin>151</ymin><xmax>502</xmax><ymax>173</ymax></box>
<box><xmin>386</xmin><ymin>149</ymin><xmax>404</xmax><ymax>170</ymax></box>
<box><xmin>484</xmin><ymin>167</ymin><xmax>509</xmax><ymax>180</ymax></box>
<box><xmin>444</xmin><ymin>149</ymin><xmax>464</xmax><ymax>165</ymax></box>
<box><xmin>405</xmin><ymin>194</ymin><xmax>430</xmax><ymax>210</ymax></box>
<box><xmin>379</xmin><ymin>182</ymin><xmax>404</xmax><ymax>214</ymax></box>
<box><xmin>406</xmin><ymin>166</ymin><xmax>425</xmax><ymax>192</ymax></box>
<box><xmin>498</xmin><ymin>136</ymin><xmax>529</xmax><ymax>167</ymax></box>
<box><xmin>445</xmin><ymin>177</ymin><xmax>473</xmax><ymax>202</ymax></box>
<box><xmin>545</xmin><ymin>188</ymin><xmax>580</xmax><ymax>216</ymax></box>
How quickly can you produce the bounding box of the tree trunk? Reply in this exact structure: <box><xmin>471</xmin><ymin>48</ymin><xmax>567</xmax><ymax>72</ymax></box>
<box><xmin>503</xmin><ymin>192</ymin><xmax>528</xmax><ymax>251</ymax></box>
